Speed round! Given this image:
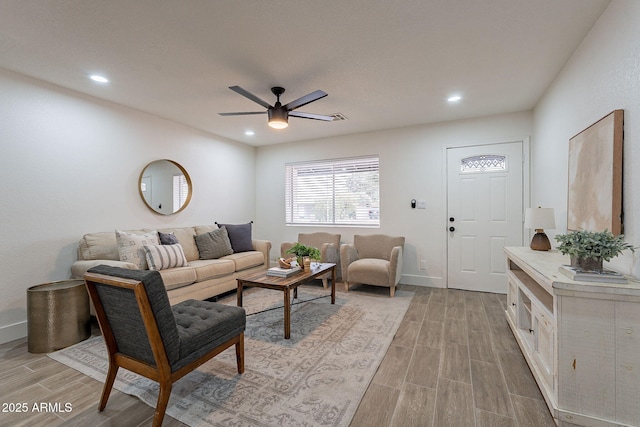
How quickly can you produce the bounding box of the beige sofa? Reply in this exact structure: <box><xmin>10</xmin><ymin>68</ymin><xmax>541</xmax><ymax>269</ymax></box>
<box><xmin>71</xmin><ymin>225</ymin><xmax>271</xmax><ymax>305</ymax></box>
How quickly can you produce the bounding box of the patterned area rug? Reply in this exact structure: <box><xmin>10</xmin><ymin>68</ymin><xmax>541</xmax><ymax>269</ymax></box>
<box><xmin>49</xmin><ymin>285</ymin><xmax>413</xmax><ymax>427</ymax></box>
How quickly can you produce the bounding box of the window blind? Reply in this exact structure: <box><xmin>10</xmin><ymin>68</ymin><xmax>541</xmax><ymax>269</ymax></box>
<box><xmin>172</xmin><ymin>174</ymin><xmax>189</xmax><ymax>212</ymax></box>
<box><xmin>285</xmin><ymin>156</ymin><xmax>380</xmax><ymax>226</ymax></box>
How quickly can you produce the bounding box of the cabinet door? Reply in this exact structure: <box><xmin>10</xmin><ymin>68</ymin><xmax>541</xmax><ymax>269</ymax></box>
<box><xmin>615</xmin><ymin>301</ymin><xmax>640</xmax><ymax>425</ymax></box>
<box><xmin>517</xmin><ymin>289</ymin><xmax>534</xmax><ymax>351</ymax></box>
<box><xmin>533</xmin><ymin>303</ymin><xmax>554</xmax><ymax>392</ymax></box>
<box><xmin>558</xmin><ymin>296</ymin><xmax>615</xmax><ymax>419</ymax></box>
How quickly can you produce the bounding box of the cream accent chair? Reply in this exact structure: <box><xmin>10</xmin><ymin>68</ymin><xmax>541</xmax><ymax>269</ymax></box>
<box><xmin>341</xmin><ymin>234</ymin><xmax>405</xmax><ymax>297</ymax></box>
<box><xmin>281</xmin><ymin>232</ymin><xmax>341</xmax><ymax>288</ymax></box>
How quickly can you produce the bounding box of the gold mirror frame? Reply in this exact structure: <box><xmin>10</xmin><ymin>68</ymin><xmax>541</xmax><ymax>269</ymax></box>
<box><xmin>139</xmin><ymin>159</ymin><xmax>192</xmax><ymax>215</ymax></box>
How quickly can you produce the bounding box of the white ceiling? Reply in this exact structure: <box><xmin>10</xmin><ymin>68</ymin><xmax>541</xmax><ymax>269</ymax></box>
<box><xmin>0</xmin><ymin>0</ymin><xmax>610</xmax><ymax>146</ymax></box>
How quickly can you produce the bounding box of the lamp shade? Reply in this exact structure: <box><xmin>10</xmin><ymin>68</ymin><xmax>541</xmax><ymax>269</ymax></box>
<box><xmin>524</xmin><ymin>207</ymin><xmax>556</xmax><ymax>230</ymax></box>
<box><xmin>268</xmin><ymin>108</ymin><xmax>288</xmax><ymax>129</ymax></box>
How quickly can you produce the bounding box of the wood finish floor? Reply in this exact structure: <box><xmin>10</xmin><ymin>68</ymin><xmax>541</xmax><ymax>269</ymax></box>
<box><xmin>351</xmin><ymin>285</ymin><xmax>555</xmax><ymax>427</ymax></box>
<box><xmin>0</xmin><ymin>285</ymin><xmax>554</xmax><ymax>427</ymax></box>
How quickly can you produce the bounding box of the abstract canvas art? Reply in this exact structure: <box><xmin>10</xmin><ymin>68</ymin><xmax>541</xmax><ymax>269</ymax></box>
<box><xmin>567</xmin><ymin>110</ymin><xmax>623</xmax><ymax>234</ymax></box>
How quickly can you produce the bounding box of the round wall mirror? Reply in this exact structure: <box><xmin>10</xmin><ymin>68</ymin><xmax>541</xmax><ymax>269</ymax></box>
<box><xmin>139</xmin><ymin>160</ymin><xmax>192</xmax><ymax>215</ymax></box>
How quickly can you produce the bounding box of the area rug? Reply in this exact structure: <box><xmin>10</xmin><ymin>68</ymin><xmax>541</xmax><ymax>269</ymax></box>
<box><xmin>49</xmin><ymin>285</ymin><xmax>413</xmax><ymax>427</ymax></box>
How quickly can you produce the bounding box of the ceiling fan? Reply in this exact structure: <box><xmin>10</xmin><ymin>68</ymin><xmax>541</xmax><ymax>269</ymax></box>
<box><xmin>219</xmin><ymin>86</ymin><xmax>333</xmax><ymax>129</ymax></box>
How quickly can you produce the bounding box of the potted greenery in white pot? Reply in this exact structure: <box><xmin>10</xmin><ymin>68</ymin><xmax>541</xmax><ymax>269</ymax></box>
<box><xmin>555</xmin><ymin>229</ymin><xmax>635</xmax><ymax>272</ymax></box>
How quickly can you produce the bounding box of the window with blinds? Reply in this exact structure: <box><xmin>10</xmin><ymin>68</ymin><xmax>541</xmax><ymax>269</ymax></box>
<box><xmin>172</xmin><ymin>174</ymin><xmax>189</xmax><ymax>213</ymax></box>
<box><xmin>285</xmin><ymin>156</ymin><xmax>380</xmax><ymax>226</ymax></box>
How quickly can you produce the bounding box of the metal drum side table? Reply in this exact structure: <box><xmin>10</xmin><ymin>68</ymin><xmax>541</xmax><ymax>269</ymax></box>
<box><xmin>27</xmin><ymin>279</ymin><xmax>91</xmax><ymax>353</ymax></box>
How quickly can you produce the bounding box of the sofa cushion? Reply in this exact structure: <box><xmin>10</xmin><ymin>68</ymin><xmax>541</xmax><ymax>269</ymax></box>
<box><xmin>143</xmin><ymin>244</ymin><xmax>188</xmax><ymax>271</ymax></box>
<box><xmin>354</xmin><ymin>234</ymin><xmax>405</xmax><ymax>261</ymax></box>
<box><xmin>159</xmin><ymin>267</ymin><xmax>197</xmax><ymax>291</ymax></box>
<box><xmin>79</xmin><ymin>232</ymin><xmax>119</xmax><ymax>261</ymax></box>
<box><xmin>194</xmin><ymin>228</ymin><xmax>233</xmax><ymax>259</ymax></box>
<box><xmin>188</xmin><ymin>259</ymin><xmax>236</xmax><ymax>282</ymax></box>
<box><xmin>71</xmin><ymin>260</ymin><xmax>138</xmax><ymax>280</ymax></box>
<box><xmin>194</xmin><ymin>225</ymin><xmax>216</xmax><ymax>235</ymax></box>
<box><xmin>116</xmin><ymin>230</ymin><xmax>159</xmax><ymax>270</ymax></box>
<box><xmin>221</xmin><ymin>250</ymin><xmax>264</xmax><ymax>271</ymax></box>
<box><xmin>157</xmin><ymin>227</ymin><xmax>199</xmax><ymax>261</ymax></box>
<box><xmin>216</xmin><ymin>222</ymin><xmax>253</xmax><ymax>253</ymax></box>
<box><xmin>172</xmin><ymin>299</ymin><xmax>246</xmax><ymax>371</ymax></box>
<box><xmin>347</xmin><ymin>258</ymin><xmax>391</xmax><ymax>287</ymax></box>
<box><xmin>158</xmin><ymin>231</ymin><xmax>179</xmax><ymax>245</ymax></box>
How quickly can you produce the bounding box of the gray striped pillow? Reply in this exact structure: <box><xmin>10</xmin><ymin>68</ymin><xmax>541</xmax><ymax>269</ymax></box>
<box><xmin>143</xmin><ymin>244</ymin><xmax>188</xmax><ymax>271</ymax></box>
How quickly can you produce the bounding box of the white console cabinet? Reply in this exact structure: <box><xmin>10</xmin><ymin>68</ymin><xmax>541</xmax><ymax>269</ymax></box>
<box><xmin>505</xmin><ymin>246</ymin><xmax>640</xmax><ymax>427</ymax></box>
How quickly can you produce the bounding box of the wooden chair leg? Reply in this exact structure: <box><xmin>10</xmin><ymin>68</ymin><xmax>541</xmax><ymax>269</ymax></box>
<box><xmin>345</xmin><ymin>281</ymin><xmax>349</xmax><ymax>292</ymax></box>
<box><xmin>321</xmin><ymin>278</ymin><xmax>328</xmax><ymax>289</ymax></box>
<box><xmin>153</xmin><ymin>381</ymin><xmax>172</xmax><ymax>427</ymax></box>
<box><xmin>390</xmin><ymin>286</ymin><xmax>395</xmax><ymax>298</ymax></box>
<box><xmin>98</xmin><ymin>363</ymin><xmax>119</xmax><ymax>411</ymax></box>
<box><xmin>236</xmin><ymin>333</ymin><xmax>245</xmax><ymax>374</ymax></box>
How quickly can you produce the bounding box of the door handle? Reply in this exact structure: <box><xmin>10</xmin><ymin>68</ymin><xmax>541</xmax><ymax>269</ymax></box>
<box><xmin>449</xmin><ymin>226</ymin><xmax>455</xmax><ymax>232</ymax></box>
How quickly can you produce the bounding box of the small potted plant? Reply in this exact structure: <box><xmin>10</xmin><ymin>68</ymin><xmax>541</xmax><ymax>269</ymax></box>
<box><xmin>286</xmin><ymin>243</ymin><xmax>321</xmax><ymax>270</ymax></box>
<box><xmin>555</xmin><ymin>229</ymin><xmax>634</xmax><ymax>272</ymax></box>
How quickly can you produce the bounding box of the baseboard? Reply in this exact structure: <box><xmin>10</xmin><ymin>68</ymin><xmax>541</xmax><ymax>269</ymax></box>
<box><xmin>0</xmin><ymin>320</ymin><xmax>27</xmax><ymax>345</ymax></box>
<box><xmin>400</xmin><ymin>274</ymin><xmax>445</xmax><ymax>288</ymax></box>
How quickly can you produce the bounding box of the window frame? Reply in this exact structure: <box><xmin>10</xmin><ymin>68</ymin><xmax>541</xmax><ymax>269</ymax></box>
<box><xmin>285</xmin><ymin>155</ymin><xmax>380</xmax><ymax>227</ymax></box>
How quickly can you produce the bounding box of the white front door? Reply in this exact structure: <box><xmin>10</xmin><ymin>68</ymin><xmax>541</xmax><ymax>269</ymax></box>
<box><xmin>446</xmin><ymin>141</ymin><xmax>524</xmax><ymax>293</ymax></box>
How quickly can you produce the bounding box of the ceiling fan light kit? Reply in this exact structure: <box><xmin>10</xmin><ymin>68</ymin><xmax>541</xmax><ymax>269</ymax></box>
<box><xmin>220</xmin><ymin>85</ymin><xmax>333</xmax><ymax>130</ymax></box>
<box><xmin>267</xmin><ymin>87</ymin><xmax>289</xmax><ymax>129</ymax></box>
<box><xmin>268</xmin><ymin>109</ymin><xmax>288</xmax><ymax>129</ymax></box>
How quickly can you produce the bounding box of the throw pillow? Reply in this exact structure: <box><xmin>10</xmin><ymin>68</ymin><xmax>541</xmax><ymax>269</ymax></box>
<box><xmin>158</xmin><ymin>231</ymin><xmax>179</xmax><ymax>245</ymax></box>
<box><xmin>115</xmin><ymin>230</ymin><xmax>159</xmax><ymax>270</ymax></box>
<box><xmin>194</xmin><ymin>227</ymin><xmax>233</xmax><ymax>259</ymax></box>
<box><xmin>216</xmin><ymin>222</ymin><xmax>253</xmax><ymax>252</ymax></box>
<box><xmin>143</xmin><ymin>244</ymin><xmax>188</xmax><ymax>271</ymax></box>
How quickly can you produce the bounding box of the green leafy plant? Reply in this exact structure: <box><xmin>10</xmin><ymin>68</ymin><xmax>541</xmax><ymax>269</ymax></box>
<box><xmin>286</xmin><ymin>243</ymin><xmax>321</xmax><ymax>262</ymax></box>
<box><xmin>555</xmin><ymin>229</ymin><xmax>635</xmax><ymax>262</ymax></box>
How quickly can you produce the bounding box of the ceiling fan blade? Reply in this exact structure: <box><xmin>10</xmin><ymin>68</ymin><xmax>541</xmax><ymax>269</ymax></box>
<box><xmin>228</xmin><ymin>86</ymin><xmax>272</xmax><ymax>109</ymax></box>
<box><xmin>218</xmin><ymin>111</ymin><xmax>267</xmax><ymax>116</ymax></box>
<box><xmin>284</xmin><ymin>90</ymin><xmax>328</xmax><ymax>111</ymax></box>
<box><xmin>289</xmin><ymin>111</ymin><xmax>334</xmax><ymax>121</ymax></box>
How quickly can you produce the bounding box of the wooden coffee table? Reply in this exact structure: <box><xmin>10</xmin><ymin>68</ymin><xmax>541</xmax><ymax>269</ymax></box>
<box><xmin>236</xmin><ymin>263</ymin><xmax>336</xmax><ymax>339</ymax></box>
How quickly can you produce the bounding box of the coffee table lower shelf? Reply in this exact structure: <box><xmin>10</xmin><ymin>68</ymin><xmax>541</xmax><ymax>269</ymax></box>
<box><xmin>236</xmin><ymin>263</ymin><xmax>336</xmax><ymax>339</ymax></box>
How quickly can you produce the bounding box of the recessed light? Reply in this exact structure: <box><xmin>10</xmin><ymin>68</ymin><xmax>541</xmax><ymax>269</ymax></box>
<box><xmin>448</xmin><ymin>95</ymin><xmax>462</xmax><ymax>102</ymax></box>
<box><xmin>244</xmin><ymin>130</ymin><xmax>255</xmax><ymax>136</ymax></box>
<box><xmin>89</xmin><ymin>75</ymin><xmax>109</xmax><ymax>83</ymax></box>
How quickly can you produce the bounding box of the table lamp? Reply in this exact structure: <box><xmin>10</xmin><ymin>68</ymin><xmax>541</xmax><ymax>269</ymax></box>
<box><xmin>524</xmin><ymin>207</ymin><xmax>556</xmax><ymax>251</ymax></box>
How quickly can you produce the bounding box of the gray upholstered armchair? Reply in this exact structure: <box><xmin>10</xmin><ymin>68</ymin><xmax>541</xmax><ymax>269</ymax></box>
<box><xmin>84</xmin><ymin>265</ymin><xmax>245</xmax><ymax>427</ymax></box>
<box><xmin>340</xmin><ymin>234</ymin><xmax>405</xmax><ymax>297</ymax></box>
<box><xmin>281</xmin><ymin>232</ymin><xmax>341</xmax><ymax>287</ymax></box>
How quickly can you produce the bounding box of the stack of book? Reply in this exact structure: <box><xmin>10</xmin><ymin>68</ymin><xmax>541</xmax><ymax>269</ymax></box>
<box><xmin>558</xmin><ymin>265</ymin><xmax>628</xmax><ymax>284</ymax></box>
<box><xmin>266</xmin><ymin>266</ymin><xmax>302</xmax><ymax>278</ymax></box>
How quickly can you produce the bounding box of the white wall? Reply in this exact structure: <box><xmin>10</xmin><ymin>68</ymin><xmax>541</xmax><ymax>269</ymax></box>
<box><xmin>532</xmin><ymin>0</ymin><xmax>640</xmax><ymax>276</ymax></box>
<box><xmin>256</xmin><ymin>112</ymin><xmax>533</xmax><ymax>286</ymax></box>
<box><xmin>0</xmin><ymin>69</ymin><xmax>257</xmax><ymax>343</ymax></box>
